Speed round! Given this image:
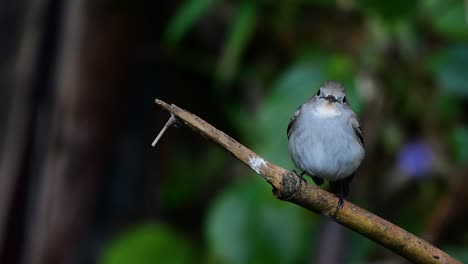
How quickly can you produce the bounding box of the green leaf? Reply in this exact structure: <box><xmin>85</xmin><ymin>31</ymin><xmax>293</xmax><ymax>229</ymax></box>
<box><xmin>437</xmin><ymin>94</ymin><xmax>462</xmax><ymax>122</ymax></box>
<box><xmin>100</xmin><ymin>223</ymin><xmax>196</xmax><ymax>264</ymax></box>
<box><xmin>216</xmin><ymin>1</ymin><xmax>257</xmax><ymax>86</ymax></box>
<box><xmin>451</xmin><ymin>126</ymin><xmax>468</xmax><ymax>164</ymax></box>
<box><xmin>326</xmin><ymin>54</ymin><xmax>354</xmax><ymax>80</ymax></box>
<box><xmin>206</xmin><ymin>178</ymin><xmax>316</xmax><ymax>264</ymax></box>
<box><xmin>429</xmin><ymin>46</ymin><xmax>468</xmax><ymax>97</ymax></box>
<box><xmin>163</xmin><ymin>0</ymin><xmax>218</xmax><ymax>45</ymax></box>
<box><xmin>443</xmin><ymin>247</ymin><xmax>468</xmax><ymax>263</ymax></box>
<box><xmin>381</xmin><ymin>120</ymin><xmax>403</xmax><ymax>154</ymax></box>
<box><xmin>432</xmin><ymin>2</ymin><xmax>468</xmax><ymax>39</ymax></box>
<box><xmin>358</xmin><ymin>0</ymin><xmax>417</xmax><ymax>21</ymax></box>
<box><xmin>162</xmin><ymin>145</ymin><xmax>227</xmax><ymax>208</ymax></box>
<box><xmin>348</xmin><ymin>231</ymin><xmax>375</xmax><ymax>263</ymax></box>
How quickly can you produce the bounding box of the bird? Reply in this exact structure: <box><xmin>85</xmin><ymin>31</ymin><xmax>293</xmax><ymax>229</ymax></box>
<box><xmin>287</xmin><ymin>80</ymin><xmax>365</xmax><ymax>210</ymax></box>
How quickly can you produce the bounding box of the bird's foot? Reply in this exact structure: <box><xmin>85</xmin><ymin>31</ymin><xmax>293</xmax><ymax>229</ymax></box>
<box><xmin>292</xmin><ymin>170</ymin><xmax>307</xmax><ymax>183</ymax></box>
<box><xmin>333</xmin><ymin>193</ymin><xmax>345</xmax><ymax>216</ymax></box>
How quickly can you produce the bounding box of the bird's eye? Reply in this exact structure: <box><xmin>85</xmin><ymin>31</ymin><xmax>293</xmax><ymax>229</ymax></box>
<box><xmin>316</xmin><ymin>90</ymin><xmax>321</xmax><ymax>96</ymax></box>
<box><xmin>343</xmin><ymin>96</ymin><xmax>347</xmax><ymax>103</ymax></box>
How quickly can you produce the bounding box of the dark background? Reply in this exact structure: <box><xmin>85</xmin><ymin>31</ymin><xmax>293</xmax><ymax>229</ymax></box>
<box><xmin>0</xmin><ymin>0</ymin><xmax>468</xmax><ymax>263</ymax></box>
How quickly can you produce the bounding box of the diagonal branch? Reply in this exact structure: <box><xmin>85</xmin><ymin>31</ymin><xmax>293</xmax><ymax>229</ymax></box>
<box><xmin>154</xmin><ymin>99</ymin><xmax>460</xmax><ymax>264</ymax></box>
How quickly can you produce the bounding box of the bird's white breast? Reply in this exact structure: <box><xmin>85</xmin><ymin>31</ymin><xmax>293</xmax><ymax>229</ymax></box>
<box><xmin>313</xmin><ymin>102</ymin><xmax>341</xmax><ymax>118</ymax></box>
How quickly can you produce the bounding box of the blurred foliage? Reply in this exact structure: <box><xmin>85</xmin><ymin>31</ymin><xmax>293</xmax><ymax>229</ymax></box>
<box><xmin>217</xmin><ymin>1</ymin><xmax>258</xmax><ymax>86</ymax></box>
<box><xmin>100</xmin><ymin>223</ymin><xmax>196</xmax><ymax>264</ymax></box>
<box><xmin>161</xmin><ymin>145</ymin><xmax>228</xmax><ymax>208</ymax></box>
<box><xmin>451</xmin><ymin>126</ymin><xmax>468</xmax><ymax>164</ymax></box>
<box><xmin>444</xmin><ymin>247</ymin><xmax>468</xmax><ymax>263</ymax></box>
<box><xmin>430</xmin><ymin>45</ymin><xmax>468</xmax><ymax>97</ymax></box>
<box><xmin>105</xmin><ymin>0</ymin><xmax>468</xmax><ymax>263</ymax></box>
<box><xmin>163</xmin><ymin>0</ymin><xmax>219</xmax><ymax>45</ymax></box>
<box><xmin>429</xmin><ymin>1</ymin><xmax>468</xmax><ymax>40</ymax></box>
<box><xmin>206</xmin><ymin>178</ymin><xmax>315</xmax><ymax>263</ymax></box>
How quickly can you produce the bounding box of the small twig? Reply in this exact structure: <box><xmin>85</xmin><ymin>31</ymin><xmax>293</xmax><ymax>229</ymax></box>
<box><xmin>151</xmin><ymin>113</ymin><xmax>176</xmax><ymax>147</ymax></box>
<box><xmin>153</xmin><ymin>99</ymin><xmax>461</xmax><ymax>264</ymax></box>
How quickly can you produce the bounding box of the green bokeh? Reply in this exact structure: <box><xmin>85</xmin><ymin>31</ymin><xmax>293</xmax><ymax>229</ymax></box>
<box><xmin>100</xmin><ymin>223</ymin><xmax>196</xmax><ymax>264</ymax></box>
<box><xmin>206</xmin><ymin>177</ymin><xmax>316</xmax><ymax>264</ymax></box>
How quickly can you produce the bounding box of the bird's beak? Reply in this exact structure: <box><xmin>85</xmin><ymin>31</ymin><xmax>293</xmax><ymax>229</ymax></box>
<box><xmin>324</xmin><ymin>95</ymin><xmax>338</xmax><ymax>103</ymax></box>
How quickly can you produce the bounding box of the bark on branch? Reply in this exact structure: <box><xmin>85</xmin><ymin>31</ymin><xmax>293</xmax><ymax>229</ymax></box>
<box><xmin>154</xmin><ymin>99</ymin><xmax>460</xmax><ymax>264</ymax></box>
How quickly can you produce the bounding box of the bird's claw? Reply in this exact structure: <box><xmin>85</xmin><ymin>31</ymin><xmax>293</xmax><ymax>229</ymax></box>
<box><xmin>333</xmin><ymin>194</ymin><xmax>344</xmax><ymax>216</ymax></box>
<box><xmin>292</xmin><ymin>170</ymin><xmax>307</xmax><ymax>183</ymax></box>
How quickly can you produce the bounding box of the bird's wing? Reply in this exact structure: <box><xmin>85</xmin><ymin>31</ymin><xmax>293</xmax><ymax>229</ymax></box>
<box><xmin>287</xmin><ymin>107</ymin><xmax>301</xmax><ymax>139</ymax></box>
<box><xmin>349</xmin><ymin>115</ymin><xmax>364</xmax><ymax>146</ymax></box>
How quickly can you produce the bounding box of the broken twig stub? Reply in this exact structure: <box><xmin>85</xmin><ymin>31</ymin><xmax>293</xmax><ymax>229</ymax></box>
<box><xmin>151</xmin><ymin>113</ymin><xmax>176</xmax><ymax>147</ymax></box>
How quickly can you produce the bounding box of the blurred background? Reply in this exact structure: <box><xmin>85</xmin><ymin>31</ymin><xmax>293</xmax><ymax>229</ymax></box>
<box><xmin>1</xmin><ymin>0</ymin><xmax>468</xmax><ymax>263</ymax></box>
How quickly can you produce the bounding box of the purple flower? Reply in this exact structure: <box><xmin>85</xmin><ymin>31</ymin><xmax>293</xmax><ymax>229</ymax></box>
<box><xmin>397</xmin><ymin>140</ymin><xmax>433</xmax><ymax>178</ymax></box>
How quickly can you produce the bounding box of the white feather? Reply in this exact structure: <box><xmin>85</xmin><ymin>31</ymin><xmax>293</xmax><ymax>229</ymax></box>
<box><xmin>313</xmin><ymin>103</ymin><xmax>341</xmax><ymax>118</ymax></box>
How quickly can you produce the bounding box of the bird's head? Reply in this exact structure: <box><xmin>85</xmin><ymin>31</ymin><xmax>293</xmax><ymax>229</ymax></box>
<box><xmin>315</xmin><ymin>80</ymin><xmax>347</xmax><ymax>105</ymax></box>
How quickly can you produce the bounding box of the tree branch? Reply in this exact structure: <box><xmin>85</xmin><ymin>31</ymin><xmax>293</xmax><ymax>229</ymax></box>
<box><xmin>154</xmin><ymin>99</ymin><xmax>460</xmax><ymax>264</ymax></box>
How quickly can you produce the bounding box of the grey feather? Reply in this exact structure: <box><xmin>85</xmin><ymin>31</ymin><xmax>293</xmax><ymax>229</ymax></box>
<box><xmin>287</xmin><ymin>107</ymin><xmax>301</xmax><ymax>139</ymax></box>
<box><xmin>350</xmin><ymin>115</ymin><xmax>364</xmax><ymax>146</ymax></box>
<box><xmin>287</xmin><ymin>81</ymin><xmax>365</xmax><ymax>184</ymax></box>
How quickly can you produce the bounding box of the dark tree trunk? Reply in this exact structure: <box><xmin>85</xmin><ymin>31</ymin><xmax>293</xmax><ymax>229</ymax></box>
<box><xmin>2</xmin><ymin>0</ymin><xmax>139</xmax><ymax>263</ymax></box>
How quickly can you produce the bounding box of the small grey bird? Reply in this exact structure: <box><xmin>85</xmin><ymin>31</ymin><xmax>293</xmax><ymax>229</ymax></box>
<box><xmin>287</xmin><ymin>81</ymin><xmax>365</xmax><ymax>207</ymax></box>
